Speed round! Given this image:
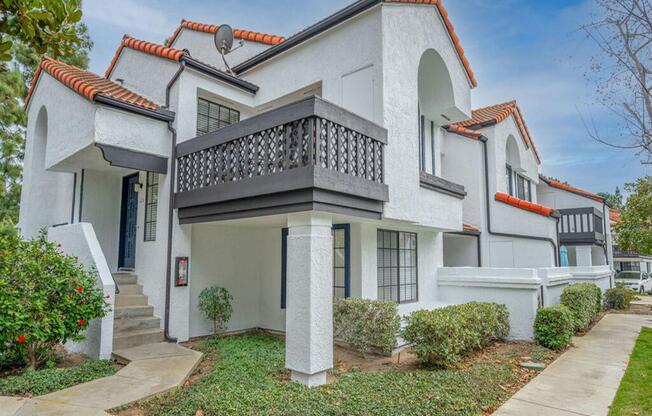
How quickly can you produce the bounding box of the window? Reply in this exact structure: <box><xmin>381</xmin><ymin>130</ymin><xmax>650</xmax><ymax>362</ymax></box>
<box><xmin>377</xmin><ymin>230</ymin><xmax>418</xmax><ymax>303</ymax></box>
<box><xmin>516</xmin><ymin>174</ymin><xmax>532</xmax><ymax>201</ymax></box>
<box><xmin>619</xmin><ymin>262</ymin><xmax>640</xmax><ymax>272</ymax></box>
<box><xmin>506</xmin><ymin>164</ymin><xmax>514</xmax><ymax>196</ymax></box>
<box><xmin>430</xmin><ymin>120</ymin><xmax>436</xmax><ymax>174</ymax></box>
<box><xmin>281</xmin><ymin>225</ymin><xmax>350</xmax><ymax>309</ymax></box>
<box><xmin>332</xmin><ymin>225</ymin><xmax>350</xmax><ymax>300</ymax></box>
<box><xmin>144</xmin><ymin>172</ymin><xmax>158</xmax><ymax>241</ymax></box>
<box><xmin>419</xmin><ymin>113</ymin><xmax>426</xmax><ymax>171</ymax></box>
<box><xmin>196</xmin><ymin>98</ymin><xmax>240</xmax><ymax>135</ymax></box>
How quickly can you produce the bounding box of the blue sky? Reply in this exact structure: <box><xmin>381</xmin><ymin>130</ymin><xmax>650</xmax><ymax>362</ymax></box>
<box><xmin>82</xmin><ymin>0</ymin><xmax>650</xmax><ymax>195</ymax></box>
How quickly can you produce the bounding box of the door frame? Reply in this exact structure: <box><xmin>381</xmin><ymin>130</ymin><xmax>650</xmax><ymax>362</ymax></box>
<box><xmin>118</xmin><ymin>173</ymin><xmax>139</xmax><ymax>269</ymax></box>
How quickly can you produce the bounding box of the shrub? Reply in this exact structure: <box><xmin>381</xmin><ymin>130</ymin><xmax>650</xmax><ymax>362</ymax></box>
<box><xmin>198</xmin><ymin>287</ymin><xmax>233</xmax><ymax>336</ymax></box>
<box><xmin>401</xmin><ymin>302</ymin><xmax>510</xmax><ymax>367</ymax></box>
<box><xmin>604</xmin><ymin>287</ymin><xmax>635</xmax><ymax>310</ymax></box>
<box><xmin>0</xmin><ymin>231</ymin><xmax>109</xmax><ymax>370</ymax></box>
<box><xmin>560</xmin><ymin>283</ymin><xmax>600</xmax><ymax>331</ymax></box>
<box><xmin>333</xmin><ymin>298</ymin><xmax>400</xmax><ymax>355</ymax></box>
<box><xmin>534</xmin><ymin>305</ymin><xmax>574</xmax><ymax>350</ymax></box>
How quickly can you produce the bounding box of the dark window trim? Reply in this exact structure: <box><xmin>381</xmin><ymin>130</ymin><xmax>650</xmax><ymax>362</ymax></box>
<box><xmin>144</xmin><ymin>172</ymin><xmax>159</xmax><ymax>242</ymax></box>
<box><xmin>333</xmin><ymin>224</ymin><xmax>351</xmax><ymax>299</ymax></box>
<box><xmin>419</xmin><ymin>114</ymin><xmax>426</xmax><ymax>171</ymax></box>
<box><xmin>516</xmin><ymin>173</ymin><xmax>532</xmax><ymax>202</ymax></box>
<box><xmin>419</xmin><ymin>171</ymin><xmax>466</xmax><ymax>199</ymax></box>
<box><xmin>506</xmin><ymin>164</ymin><xmax>514</xmax><ymax>196</ymax></box>
<box><xmin>377</xmin><ymin>229</ymin><xmax>418</xmax><ymax>304</ymax></box>
<box><xmin>281</xmin><ymin>224</ymin><xmax>350</xmax><ymax>309</ymax></box>
<box><xmin>430</xmin><ymin>120</ymin><xmax>436</xmax><ymax>174</ymax></box>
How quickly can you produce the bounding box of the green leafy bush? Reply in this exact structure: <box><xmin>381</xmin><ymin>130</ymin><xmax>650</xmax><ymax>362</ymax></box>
<box><xmin>198</xmin><ymin>287</ymin><xmax>233</xmax><ymax>336</ymax></box>
<box><xmin>604</xmin><ymin>287</ymin><xmax>635</xmax><ymax>310</ymax></box>
<box><xmin>560</xmin><ymin>283</ymin><xmax>600</xmax><ymax>331</ymax></box>
<box><xmin>0</xmin><ymin>359</ymin><xmax>116</xmax><ymax>396</ymax></box>
<box><xmin>0</xmin><ymin>231</ymin><xmax>109</xmax><ymax>370</ymax></box>
<box><xmin>401</xmin><ymin>302</ymin><xmax>510</xmax><ymax>367</ymax></box>
<box><xmin>333</xmin><ymin>298</ymin><xmax>400</xmax><ymax>355</ymax></box>
<box><xmin>534</xmin><ymin>305</ymin><xmax>574</xmax><ymax>350</ymax></box>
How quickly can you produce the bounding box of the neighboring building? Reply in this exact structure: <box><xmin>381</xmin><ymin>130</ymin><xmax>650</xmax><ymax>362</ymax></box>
<box><xmin>609</xmin><ymin>210</ymin><xmax>652</xmax><ymax>273</ymax></box>
<box><xmin>18</xmin><ymin>0</ymin><xmax>614</xmax><ymax>387</ymax></box>
<box><xmin>538</xmin><ymin>178</ymin><xmax>613</xmax><ymax>267</ymax></box>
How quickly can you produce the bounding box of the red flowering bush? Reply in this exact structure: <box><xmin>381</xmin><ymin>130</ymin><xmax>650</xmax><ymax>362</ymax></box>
<box><xmin>0</xmin><ymin>228</ymin><xmax>109</xmax><ymax>370</ymax></box>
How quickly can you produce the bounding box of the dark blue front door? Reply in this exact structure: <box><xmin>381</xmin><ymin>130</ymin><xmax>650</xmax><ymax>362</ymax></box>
<box><xmin>119</xmin><ymin>173</ymin><xmax>139</xmax><ymax>269</ymax></box>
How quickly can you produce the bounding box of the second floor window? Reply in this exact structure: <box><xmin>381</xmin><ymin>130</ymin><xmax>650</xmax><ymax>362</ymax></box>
<box><xmin>197</xmin><ymin>98</ymin><xmax>240</xmax><ymax>135</ymax></box>
<box><xmin>506</xmin><ymin>164</ymin><xmax>514</xmax><ymax>196</ymax></box>
<box><xmin>516</xmin><ymin>174</ymin><xmax>532</xmax><ymax>202</ymax></box>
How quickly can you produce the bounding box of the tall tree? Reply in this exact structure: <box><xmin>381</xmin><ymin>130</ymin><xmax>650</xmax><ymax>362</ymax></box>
<box><xmin>582</xmin><ymin>0</ymin><xmax>652</xmax><ymax>163</ymax></box>
<box><xmin>598</xmin><ymin>187</ymin><xmax>626</xmax><ymax>209</ymax></box>
<box><xmin>615</xmin><ymin>177</ymin><xmax>652</xmax><ymax>255</ymax></box>
<box><xmin>0</xmin><ymin>1</ymin><xmax>90</xmax><ymax>222</ymax></box>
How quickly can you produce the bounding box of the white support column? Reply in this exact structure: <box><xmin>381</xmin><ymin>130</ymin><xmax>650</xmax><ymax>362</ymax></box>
<box><xmin>285</xmin><ymin>212</ymin><xmax>333</xmax><ymax>387</ymax></box>
<box><xmin>576</xmin><ymin>245</ymin><xmax>593</xmax><ymax>267</ymax></box>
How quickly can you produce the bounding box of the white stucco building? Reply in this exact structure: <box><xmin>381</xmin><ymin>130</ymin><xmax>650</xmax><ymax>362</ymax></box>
<box><xmin>19</xmin><ymin>0</ymin><xmax>613</xmax><ymax>386</ymax></box>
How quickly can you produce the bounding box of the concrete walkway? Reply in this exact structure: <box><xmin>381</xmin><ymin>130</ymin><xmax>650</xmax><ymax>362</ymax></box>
<box><xmin>494</xmin><ymin>313</ymin><xmax>652</xmax><ymax>416</ymax></box>
<box><xmin>1</xmin><ymin>343</ymin><xmax>202</xmax><ymax>416</ymax></box>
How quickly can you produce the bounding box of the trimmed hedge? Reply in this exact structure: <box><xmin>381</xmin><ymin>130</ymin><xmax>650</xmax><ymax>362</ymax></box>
<box><xmin>401</xmin><ymin>302</ymin><xmax>510</xmax><ymax>367</ymax></box>
<box><xmin>604</xmin><ymin>287</ymin><xmax>635</xmax><ymax>310</ymax></box>
<box><xmin>534</xmin><ymin>305</ymin><xmax>574</xmax><ymax>350</ymax></box>
<box><xmin>560</xmin><ymin>283</ymin><xmax>600</xmax><ymax>331</ymax></box>
<box><xmin>333</xmin><ymin>298</ymin><xmax>400</xmax><ymax>355</ymax></box>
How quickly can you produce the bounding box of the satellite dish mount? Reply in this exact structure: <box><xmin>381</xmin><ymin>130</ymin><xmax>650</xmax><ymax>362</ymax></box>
<box><xmin>214</xmin><ymin>25</ymin><xmax>242</xmax><ymax>75</ymax></box>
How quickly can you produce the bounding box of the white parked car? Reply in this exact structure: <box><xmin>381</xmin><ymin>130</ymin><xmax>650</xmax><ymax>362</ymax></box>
<box><xmin>616</xmin><ymin>271</ymin><xmax>652</xmax><ymax>294</ymax></box>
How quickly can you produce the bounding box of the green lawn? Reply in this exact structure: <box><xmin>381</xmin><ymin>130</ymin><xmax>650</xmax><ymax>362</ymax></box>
<box><xmin>609</xmin><ymin>327</ymin><xmax>652</xmax><ymax>416</ymax></box>
<box><xmin>0</xmin><ymin>359</ymin><xmax>116</xmax><ymax>396</ymax></box>
<box><xmin>136</xmin><ymin>335</ymin><xmax>527</xmax><ymax>416</ymax></box>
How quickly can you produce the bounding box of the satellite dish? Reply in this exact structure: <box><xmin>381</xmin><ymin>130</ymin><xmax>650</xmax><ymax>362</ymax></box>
<box><xmin>214</xmin><ymin>25</ymin><xmax>234</xmax><ymax>56</ymax></box>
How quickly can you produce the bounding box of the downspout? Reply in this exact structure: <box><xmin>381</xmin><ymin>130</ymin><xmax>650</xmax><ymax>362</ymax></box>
<box><xmin>163</xmin><ymin>61</ymin><xmax>186</xmax><ymax>343</ymax></box>
<box><xmin>479</xmin><ymin>136</ymin><xmax>560</xmax><ymax>267</ymax></box>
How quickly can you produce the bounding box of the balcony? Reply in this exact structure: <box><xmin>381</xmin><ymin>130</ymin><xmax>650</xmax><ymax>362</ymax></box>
<box><xmin>558</xmin><ymin>207</ymin><xmax>605</xmax><ymax>245</ymax></box>
<box><xmin>175</xmin><ymin>96</ymin><xmax>389</xmax><ymax>223</ymax></box>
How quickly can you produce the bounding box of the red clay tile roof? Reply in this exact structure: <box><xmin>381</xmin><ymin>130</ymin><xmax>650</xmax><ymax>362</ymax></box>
<box><xmin>610</xmin><ymin>209</ymin><xmax>621</xmax><ymax>223</ymax></box>
<box><xmin>105</xmin><ymin>35</ymin><xmax>188</xmax><ymax>78</ymax></box>
<box><xmin>168</xmin><ymin>19</ymin><xmax>285</xmax><ymax>47</ymax></box>
<box><xmin>386</xmin><ymin>0</ymin><xmax>477</xmax><ymax>88</ymax></box>
<box><xmin>463</xmin><ymin>223</ymin><xmax>481</xmax><ymax>233</ymax></box>
<box><xmin>542</xmin><ymin>178</ymin><xmax>605</xmax><ymax>203</ymax></box>
<box><xmin>445</xmin><ymin>124</ymin><xmax>482</xmax><ymax>140</ymax></box>
<box><xmin>454</xmin><ymin>100</ymin><xmax>541</xmax><ymax>164</ymax></box>
<box><xmin>25</xmin><ymin>57</ymin><xmax>160</xmax><ymax>112</ymax></box>
<box><xmin>495</xmin><ymin>192</ymin><xmax>557</xmax><ymax>218</ymax></box>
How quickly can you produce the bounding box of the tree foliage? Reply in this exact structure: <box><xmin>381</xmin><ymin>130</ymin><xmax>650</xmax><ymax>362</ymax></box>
<box><xmin>0</xmin><ymin>1</ymin><xmax>90</xmax><ymax>223</ymax></box>
<box><xmin>0</xmin><ymin>0</ymin><xmax>84</xmax><ymax>62</ymax></box>
<box><xmin>598</xmin><ymin>186</ymin><xmax>625</xmax><ymax>209</ymax></box>
<box><xmin>615</xmin><ymin>177</ymin><xmax>652</xmax><ymax>255</ymax></box>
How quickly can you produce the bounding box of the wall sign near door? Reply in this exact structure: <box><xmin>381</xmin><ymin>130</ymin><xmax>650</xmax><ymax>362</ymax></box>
<box><xmin>175</xmin><ymin>257</ymin><xmax>189</xmax><ymax>287</ymax></box>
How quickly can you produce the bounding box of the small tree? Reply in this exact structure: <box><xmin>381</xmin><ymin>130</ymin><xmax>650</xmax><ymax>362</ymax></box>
<box><xmin>0</xmin><ymin>229</ymin><xmax>109</xmax><ymax>370</ymax></box>
<box><xmin>615</xmin><ymin>177</ymin><xmax>652</xmax><ymax>255</ymax></box>
<box><xmin>198</xmin><ymin>287</ymin><xmax>233</xmax><ymax>336</ymax></box>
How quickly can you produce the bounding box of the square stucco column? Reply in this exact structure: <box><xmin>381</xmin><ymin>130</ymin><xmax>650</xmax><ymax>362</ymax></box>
<box><xmin>576</xmin><ymin>245</ymin><xmax>593</xmax><ymax>267</ymax></box>
<box><xmin>285</xmin><ymin>212</ymin><xmax>333</xmax><ymax>387</ymax></box>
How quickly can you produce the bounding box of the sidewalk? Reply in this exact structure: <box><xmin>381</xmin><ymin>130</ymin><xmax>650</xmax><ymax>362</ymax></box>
<box><xmin>494</xmin><ymin>313</ymin><xmax>652</xmax><ymax>416</ymax></box>
<box><xmin>0</xmin><ymin>343</ymin><xmax>202</xmax><ymax>416</ymax></box>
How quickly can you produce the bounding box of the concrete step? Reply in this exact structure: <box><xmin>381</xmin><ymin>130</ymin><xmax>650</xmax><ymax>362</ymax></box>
<box><xmin>115</xmin><ymin>294</ymin><xmax>149</xmax><ymax>307</ymax></box>
<box><xmin>114</xmin><ymin>316</ymin><xmax>161</xmax><ymax>333</ymax></box>
<box><xmin>114</xmin><ymin>305</ymin><xmax>154</xmax><ymax>319</ymax></box>
<box><xmin>113</xmin><ymin>328</ymin><xmax>164</xmax><ymax>350</ymax></box>
<box><xmin>113</xmin><ymin>273</ymin><xmax>138</xmax><ymax>285</ymax></box>
<box><xmin>117</xmin><ymin>283</ymin><xmax>143</xmax><ymax>295</ymax></box>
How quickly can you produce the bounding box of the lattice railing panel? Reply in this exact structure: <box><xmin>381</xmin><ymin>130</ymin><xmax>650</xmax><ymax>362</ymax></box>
<box><xmin>177</xmin><ymin>115</ymin><xmax>384</xmax><ymax>193</ymax></box>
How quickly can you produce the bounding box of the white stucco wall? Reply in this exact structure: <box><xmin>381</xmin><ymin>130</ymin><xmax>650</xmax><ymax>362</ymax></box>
<box><xmin>171</xmin><ymin>30</ymin><xmax>271</xmax><ymax>71</ymax></box>
<box><xmin>48</xmin><ymin>223</ymin><xmax>115</xmax><ymax>359</ymax></box>
<box><xmin>443</xmin><ymin>234</ymin><xmax>479</xmax><ymax>267</ymax></box>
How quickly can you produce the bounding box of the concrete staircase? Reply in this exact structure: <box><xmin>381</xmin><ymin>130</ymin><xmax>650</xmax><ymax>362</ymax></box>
<box><xmin>113</xmin><ymin>272</ymin><xmax>164</xmax><ymax>350</ymax></box>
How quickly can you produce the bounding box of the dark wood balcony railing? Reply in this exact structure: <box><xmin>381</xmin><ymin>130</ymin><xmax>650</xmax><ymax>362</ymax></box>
<box><xmin>558</xmin><ymin>207</ymin><xmax>605</xmax><ymax>245</ymax></box>
<box><xmin>175</xmin><ymin>96</ymin><xmax>388</xmax><ymax>223</ymax></box>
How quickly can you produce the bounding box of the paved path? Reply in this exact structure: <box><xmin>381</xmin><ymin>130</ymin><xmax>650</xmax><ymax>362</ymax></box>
<box><xmin>1</xmin><ymin>343</ymin><xmax>202</xmax><ymax>416</ymax></box>
<box><xmin>494</xmin><ymin>313</ymin><xmax>652</xmax><ymax>416</ymax></box>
